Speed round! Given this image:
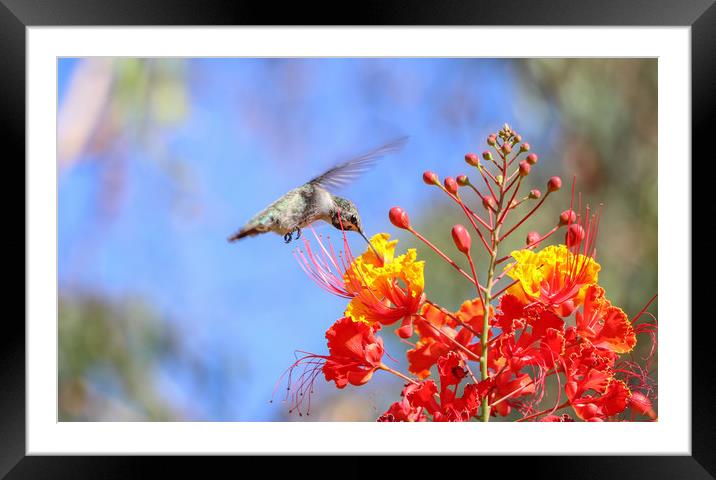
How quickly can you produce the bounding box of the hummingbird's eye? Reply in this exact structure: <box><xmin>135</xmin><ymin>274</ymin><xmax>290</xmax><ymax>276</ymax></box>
<box><xmin>350</xmin><ymin>215</ymin><xmax>357</xmax><ymax>224</ymax></box>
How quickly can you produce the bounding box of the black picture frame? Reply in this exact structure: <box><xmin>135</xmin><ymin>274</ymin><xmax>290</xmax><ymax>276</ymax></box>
<box><xmin>3</xmin><ymin>0</ymin><xmax>713</xmax><ymax>477</ymax></box>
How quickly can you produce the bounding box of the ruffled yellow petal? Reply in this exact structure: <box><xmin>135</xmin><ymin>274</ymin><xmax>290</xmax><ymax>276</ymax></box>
<box><xmin>342</xmin><ymin>233</ymin><xmax>425</xmax><ymax>324</ymax></box>
<box><xmin>505</xmin><ymin>244</ymin><xmax>600</xmax><ymax>307</ymax></box>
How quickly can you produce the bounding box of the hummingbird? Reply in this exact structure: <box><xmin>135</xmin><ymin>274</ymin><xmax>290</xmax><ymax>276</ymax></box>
<box><xmin>227</xmin><ymin>136</ymin><xmax>408</xmax><ymax>249</ymax></box>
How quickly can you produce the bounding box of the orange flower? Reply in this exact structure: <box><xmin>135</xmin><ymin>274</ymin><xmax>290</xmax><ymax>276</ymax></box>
<box><xmin>506</xmin><ymin>244</ymin><xmax>600</xmax><ymax>316</ymax></box>
<box><xmin>295</xmin><ymin>230</ymin><xmax>425</xmax><ymax>334</ymax></box>
<box><xmin>576</xmin><ymin>284</ymin><xmax>636</xmax><ymax>354</ymax></box>
<box><xmin>407</xmin><ymin>299</ymin><xmax>492</xmax><ymax>379</ymax></box>
<box><xmin>344</xmin><ymin>233</ymin><xmax>425</xmax><ymax>327</ymax></box>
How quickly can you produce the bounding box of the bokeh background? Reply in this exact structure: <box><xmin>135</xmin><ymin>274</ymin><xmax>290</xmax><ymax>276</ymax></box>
<box><xmin>58</xmin><ymin>58</ymin><xmax>657</xmax><ymax>421</ymax></box>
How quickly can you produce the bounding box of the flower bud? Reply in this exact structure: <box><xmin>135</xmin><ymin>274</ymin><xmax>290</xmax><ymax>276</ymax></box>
<box><xmin>487</xmin><ymin>135</ymin><xmax>497</xmax><ymax>146</ymax></box>
<box><xmin>501</xmin><ymin>142</ymin><xmax>512</xmax><ymax>155</ymax></box>
<box><xmin>526</xmin><ymin>153</ymin><xmax>538</xmax><ymax>165</ymax></box>
<box><xmin>444</xmin><ymin>176</ymin><xmax>458</xmax><ymax>195</ymax></box>
<box><xmin>456</xmin><ymin>174</ymin><xmax>469</xmax><ymax>186</ymax></box>
<box><xmin>422</xmin><ymin>171</ymin><xmax>439</xmax><ymax>185</ymax></box>
<box><xmin>519</xmin><ymin>160</ymin><xmax>531</xmax><ymax>177</ymax></box>
<box><xmin>389</xmin><ymin>206</ymin><xmax>410</xmax><ymax>230</ymax></box>
<box><xmin>529</xmin><ymin>189</ymin><xmax>541</xmax><ymax>200</ymax></box>
<box><xmin>547</xmin><ymin>176</ymin><xmax>562</xmax><ymax>192</ymax></box>
<box><xmin>566</xmin><ymin>223</ymin><xmax>585</xmax><ymax>247</ymax></box>
<box><xmin>482</xmin><ymin>151</ymin><xmax>492</xmax><ymax>162</ymax></box>
<box><xmin>628</xmin><ymin>391</ymin><xmax>657</xmax><ymax>419</ymax></box>
<box><xmin>451</xmin><ymin>224</ymin><xmax>471</xmax><ymax>255</ymax></box>
<box><xmin>495</xmin><ymin>175</ymin><xmax>504</xmax><ymax>186</ymax></box>
<box><xmin>526</xmin><ymin>231</ymin><xmax>541</xmax><ymax>247</ymax></box>
<box><xmin>513</xmin><ymin>135</ymin><xmax>522</xmax><ymax>144</ymax></box>
<box><xmin>482</xmin><ymin>196</ymin><xmax>496</xmax><ymax>211</ymax></box>
<box><xmin>559</xmin><ymin>209</ymin><xmax>577</xmax><ymax>226</ymax></box>
<box><xmin>464</xmin><ymin>152</ymin><xmax>479</xmax><ymax>166</ymax></box>
<box><xmin>519</xmin><ymin>142</ymin><xmax>530</xmax><ymax>153</ymax></box>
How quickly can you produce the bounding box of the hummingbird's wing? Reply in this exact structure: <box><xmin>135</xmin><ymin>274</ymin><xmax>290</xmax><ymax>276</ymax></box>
<box><xmin>308</xmin><ymin>136</ymin><xmax>409</xmax><ymax>190</ymax></box>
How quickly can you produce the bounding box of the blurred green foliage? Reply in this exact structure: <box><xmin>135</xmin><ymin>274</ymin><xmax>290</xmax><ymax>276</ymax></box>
<box><xmin>59</xmin><ymin>294</ymin><xmax>188</xmax><ymax>421</ymax></box>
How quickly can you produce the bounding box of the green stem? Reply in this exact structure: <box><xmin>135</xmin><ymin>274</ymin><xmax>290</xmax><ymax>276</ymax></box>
<box><xmin>480</xmin><ymin>139</ymin><xmax>510</xmax><ymax>422</ymax></box>
<box><xmin>480</xmin><ymin>232</ymin><xmax>498</xmax><ymax>422</ymax></box>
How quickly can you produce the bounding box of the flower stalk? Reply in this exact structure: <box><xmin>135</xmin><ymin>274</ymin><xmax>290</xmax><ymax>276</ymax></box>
<box><xmin>281</xmin><ymin>123</ymin><xmax>657</xmax><ymax>424</ymax></box>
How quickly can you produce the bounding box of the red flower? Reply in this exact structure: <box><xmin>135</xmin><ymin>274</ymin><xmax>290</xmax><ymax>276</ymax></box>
<box><xmin>478</xmin><ymin>370</ymin><xmax>537</xmax><ymax>417</ymax></box>
<box><xmin>322</xmin><ymin>318</ymin><xmax>384</xmax><ymax>388</ymax></box>
<box><xmin>494</xmin><ymin>295</ymin><xmax>565</xmax><ymax>372</ymax></box>
<box><xmin>568</xmin><ymin>376</ymin><xmax>631</xmax><ymax>421</ymax></box>
<box><xmin>380</xmin><ymin>352</ymin><xmax>482</xmax><ymax>422</ymax></box>
<box><xmin>433</xmin><ymin>383</ymin><xmax>481</xmax><ymax>422</ymax></box>
<box><xmin>378</xmin><ymin>382</ymin><xmax>429</xmax><ymax>422</ymax></box>
<box><xmin>406</xmin><ymin>304</ymin><xmax>455</xmax><ymax>378</ymax></box>
<box><xmin>279</xmin><ymin>317</ymin><xmax>385</xmax><ymax>416</ymax></box>
<box><xmin>407</xmin><ymin>299</ymin><xmax>492</xmax><ymax>378</ymax></box>
<box><xmin>563</xmin><ymin>342</ymin><xmax>630</xmax><ymax>421</ymax></box>
<box><xmin>433</xmin><ymin>352</ymin><xmax>481</xmax><ymax>422</ymax></box>
<box><xmin>437</xmin><ymin>350</ymin><xmax>468</xmax><ymax>388</ymax></box>
<box><xmin>576</xmin><ymin>284</ymin><xmax>636</xmax><ymax>354</ymax></box>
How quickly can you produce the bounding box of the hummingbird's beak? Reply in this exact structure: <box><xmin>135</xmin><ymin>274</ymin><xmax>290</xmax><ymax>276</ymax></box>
<box><xmin>359</xmin><ymin>230</ymin><xmax>382</xmax><ymax>260</ymax></box>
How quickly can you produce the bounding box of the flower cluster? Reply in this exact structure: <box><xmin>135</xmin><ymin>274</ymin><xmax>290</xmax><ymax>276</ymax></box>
<box><xmin>280</xmin><ymin>124</ymin><xmax>657</xmax><ymax>422</ymax></box>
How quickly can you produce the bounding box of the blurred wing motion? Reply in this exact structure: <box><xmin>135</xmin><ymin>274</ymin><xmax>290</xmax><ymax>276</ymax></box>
<box><xmin>309</xmin><ymin>136</ymin><xmax>409</xmax><ymax>190</ymax></box>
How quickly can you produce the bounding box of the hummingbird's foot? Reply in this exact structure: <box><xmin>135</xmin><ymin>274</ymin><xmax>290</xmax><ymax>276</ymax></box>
<box><xmin>284</xmin><ymin>232</ymin><xmax>293</xmax><ymax>243</ymax></box>
<box><xmin>294</xmin><ymin>228</ymin><xmax>302</xmax><ymax>240</ymax></box>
